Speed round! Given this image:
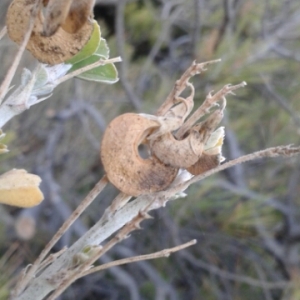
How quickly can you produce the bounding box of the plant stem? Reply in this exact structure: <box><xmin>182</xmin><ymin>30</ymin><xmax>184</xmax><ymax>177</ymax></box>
<box><xmin>12</xmin><ymin>175</ymin><xmax>108</xmax><ymax>298</ymax></box>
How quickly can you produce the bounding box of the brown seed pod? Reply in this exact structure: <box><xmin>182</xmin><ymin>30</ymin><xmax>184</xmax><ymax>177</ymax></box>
<box><xmin>101</xmin><ymin>113</ymin><xmax>179</xmax><ymax>196</ymax></box>
<box><xmin>150</xmin><ymin>128</ymin><xmax>204</xmax><ymax>169</ymax></box>
<box><xmin>42</xmin><ymin>0</ymin><xmax>73</xmax><ymax>36</ymax></box>
<box><xmin>187</xmin><ymin>127</ymin><xmax>225</xmax><ymax>175</ymax></box>
<box><xmin>6</xmin><ymin>0</ymin><xmax>94</xmax><ymax>65</ymax></box>
<box><xmin>43</xmin><ymin>0</ymin><xmax>95</xmax><ymax>37</ymax></box>
<box><xmin>187</xmin><ymin>154</ymin><xmax>221</xmax><ymax>175</ymax></box>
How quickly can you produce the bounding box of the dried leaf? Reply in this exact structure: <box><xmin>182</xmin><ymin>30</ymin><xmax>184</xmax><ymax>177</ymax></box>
<box><xmin>0</xmin><ymin>169</ymin><xmax>44</xmax><ymax>208</ymax></box>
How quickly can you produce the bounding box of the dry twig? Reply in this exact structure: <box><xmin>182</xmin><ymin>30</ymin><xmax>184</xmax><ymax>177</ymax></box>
<box><xmin>0</xmin><ymin>26</ymin><xmax>7</xmax><ymax>41</ymax></box>
<box><xmin>0</xmin><ymin>0</ymin><xmax>41</xmax><ymax>104</ymax></box>
<box><xmin>11</xmin><ymin>56</ymin><xmax>300</xmax><ymax>300</ymax></box>
<box><xmin>156</xmin><ymin>59</ymin><xmax>221</xmax><ymax>116</ymax></box>
<box><xmin>82</xmin><ymin>239</ymin><xmax>197</xmax><ymax>276</ymax></box>
<box><xmin>12</xmin><ymin>176</ymin><xmax>108</xmax><ymax>297</ymax></box>
<box><xmin>176</xmin><ymin>82</ymin><xmax>247</xmax><ymax>138</ymax></box>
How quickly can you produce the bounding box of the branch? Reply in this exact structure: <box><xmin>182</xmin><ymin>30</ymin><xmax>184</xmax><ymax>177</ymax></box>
<box><xmin>0</xmin><ymin>1</ymin><xmax>41</xmax><ymax>104</ymax></box>
<box><xmin>176</xmin><ymin>81</ymin><xmax>247</xmax><ymax>139</ymax></box>
<box><xmin>115</xmin><ymin>0</ymin><xmax>142</xmax><ymax>111</ymax></box>
<box><xmin>82</xmin><ymin>239</ymin><xmax>197</xmax><ymax>276</ymax></box>
<box><xmin>15</xmin><ymin>145</ymin><xmax>300</xmax><ymax>300</ymax></box>
<box><xmin>161</xmin><ymin>145</ymin><xmax>300</xmax><ymax>199</ymax></box>
<box><xmin>0</xmin><ymin>26</ymin><xmax>7</xmax><ymax>41</ymax></box>
<box><xmin>182</xmin><ymin>251</ymin><xmax>290</xmax><ymax>289</ymax></box>
<box><xmin>156</xmin><ymin>59</ymin><xmax>221</xmax><ymax>116</ymax></box>
<box><xmin>12</xmin><ymin>176</ymin><xmax>108</xmax><ymax>297</ymax></box>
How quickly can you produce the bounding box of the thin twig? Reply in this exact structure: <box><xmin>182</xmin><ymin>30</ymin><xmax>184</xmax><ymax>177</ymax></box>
<box><xmin>48</xmin><ymin>143</ymin><xmax>299</xmax><ymax>300</ymax></box>
<box><xmin>82</xmin><ymin>239</ymin><xmax>197</xmax><ymax>276</ymax></box>
<box><xmin>102</xmin><ymin>192</ymin><xmax>132</xmax><ymax>221</ymax></box>
<box><xmin>0</xmin><ymin>26</ymin><xmax>7</xmax><ymax>41</ymax></box>
<box><xmin>260</xmin><ymin>74</ymin><xmax>300</xmax><ymax>126</ymax></box>
<box><xmin>16</xmin><ymin>144</ymin><xmax>300</xmax><ymax>300</ymax></box>
<box><xmin>13</xmin><ymin>175</ymin><xmax>108</xmax><ymax>297</ymax></box>
<box><xmin>182</xmin><ymin>251</ymin><xmax>290</xmax><ymax>289</ymax></box>
<box><xmin>176</xmin><ymin>81</ymin><xmax>247</xmax><ymax>139</ymax></box>
<box><xmin>158</xmin><ymin>145</ymin><xmax>300</xmax><ymax>201</ymax></box>
<box><xmin>137</xmin><ymin>2</ymin><xmax>183</xmax><ymax>93</ymax></box>
<box><xmin>190</xmin><ymin>0</ymin><xmax>202</xmax><ymax>58</ymax></box>
<box><xmin>0</xmin><ymin>242</ymin><xmax>19</xmax><ymax>270</ymax></box>
<box><xmin>115</xmin><ymin>0</ymin><xmax>142</xmax><ymax>111</ymax></box>
<box><xmin>156</xmin><ymin>59</ymin><xmax>221</xmax><ymax>116</ymax></box>
<box><xmin>0</xmin><ymin>1</ymin><xmax>42</xmax><ymax>104</ymax></box>
<box><xmin>46</xmin><ymin>210</ymin><xmax>152</xmax><ymax>300</ymax></box>
<box><xmin>55</xmin><ymin>57</ymin><xmax>122</xmax><ymax>85</ymax></box>
<box><xmin>36</xmin><ymin>247</ymin><xmax>68</xmax><ymax>275</ymax></box>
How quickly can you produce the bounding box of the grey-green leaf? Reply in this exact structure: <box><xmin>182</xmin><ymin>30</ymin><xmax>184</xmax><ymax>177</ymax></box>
<box><xmin>95</xmin><ymin>38</ymin><xmax>110</xmax><ymax>59</ymax></box>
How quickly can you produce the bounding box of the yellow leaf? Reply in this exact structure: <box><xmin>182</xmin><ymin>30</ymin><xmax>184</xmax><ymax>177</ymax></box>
<box><xmin>0</xmin><ymin>143</ymin><xmax>8</xmax><ymax>154</ymax></box>
<box><xmin>0</xmin><ymin>169</ymin><xmax>44</xmax><ymax>208</ymax></box>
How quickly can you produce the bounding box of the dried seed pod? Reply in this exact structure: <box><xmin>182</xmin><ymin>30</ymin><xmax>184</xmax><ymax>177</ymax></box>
<box><xmin>101</xmin><ymin>113</ymin><xmax>179</xmax><ymax>196</ymax></box>
<box><xmin>187</xmin><ymin>154</ymin><xmax>221</xmax><ymax>175</ymax></box>
<box><xmin>187</xmin><ymin>127</ymin><xmax>225</xmax><ymax>175</ymax></box>
<box><xmin>6</xmin><ymin>0</ymin><xmax>94</xmax><ymax>65</ymax></box>
<box><xmin>42</xmin><ymin>0</ymin><xmax>73</xmax><ymax>36</ymax></box>
<box><xmin>150</xmin><ymin>128</ymin><xmax>204</xmax><ymax>168</ymax></box>
<box><xmin>43</xmin><ymin>0</ymin><xmax>95</xmax><ymax>36</ymax></box>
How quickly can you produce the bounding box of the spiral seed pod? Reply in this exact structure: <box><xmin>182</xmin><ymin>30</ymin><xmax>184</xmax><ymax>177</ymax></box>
<box><xmin>150</xmin><ymin>129</ymin><xmax>204</xmax><ymax>169</ymax></box>
<box><xmin>43</xmin><ymin>0</ymin><xmax>95</xmax><ymax>37</ymax></box>
<box><xmin>186</xmin><ymin>154</ymin><xmax>221</xmax><ymax>175</ymax></box>
<box><xmin>6</xmin><ymin>0</ymin><xmax>94</xmax><ymax>65</ymax></box>
<box><xmin>187</xmin><ymin>127</ymin><xmax>225</xmax><ymax>175</ymax></box>
<box><xmin>101</xmin><ymin>113</ymin><xmax>179</xmax><ymax>196</ymax></box>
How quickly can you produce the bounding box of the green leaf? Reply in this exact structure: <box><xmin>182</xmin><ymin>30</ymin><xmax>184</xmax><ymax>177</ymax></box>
<box><xmin>95</xmin><ymin>38</ymin><xmax>110</xmax><ymax>59</ymax></box>
<box><xmin>67</xmin><ymin>32</ymin><xmax>118</xmax><ymax>83</ymax></box>
<box><xmin>66</xmin><ymin>21</ymin><xmax>101</xmax><ymax>65</ymax></box>
<box><xmin>77</xmin><ymin>64</ymin><xmax>118</xmax><ymax>83</ymax></box>
<box><xmin>70</xmin><ymin>55</ymin><xmax>118</xmax><ymax>83</ymax></box>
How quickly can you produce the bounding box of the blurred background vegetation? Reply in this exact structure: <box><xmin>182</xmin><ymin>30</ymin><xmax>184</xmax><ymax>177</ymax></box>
<box><xmin>1</xmin><ymin>0</ymin><xmax>300</xmax><ymax>299</ymax></box>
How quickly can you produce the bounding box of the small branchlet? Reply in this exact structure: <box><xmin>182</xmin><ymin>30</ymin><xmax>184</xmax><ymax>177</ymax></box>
<box><xmin>176</xmin><ymin>82</ymin><xmax>247</xmax><ymax>139</ymax></box>
<box><xmin>81</xmin><ymin>239</ymin><xmax>197</xmax><ymax>277</ymax></box>
<box><xmin>36</xmin><ymin>248</ymin><xmax>68</xmax><ymax>275</ymax></box>
<box><xmin>45</xmin><ymin>207</ymin><xmax>155</xmax><ymax>300</ymax></box>
<box><xmin>156</xmin><ymin>59</ymin><xmax>221</xmax><ymax>116</ymax></box>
